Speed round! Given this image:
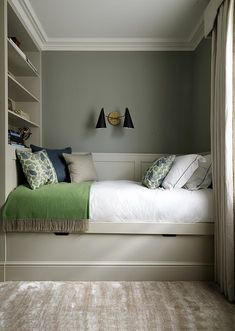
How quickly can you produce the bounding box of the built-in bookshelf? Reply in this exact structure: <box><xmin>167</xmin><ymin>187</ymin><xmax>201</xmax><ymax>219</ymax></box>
<box><xmin>7</xmin><ymin>2</ymin><xmax>41</xmax><ymax>148</ymax></box>
<box><xmin>0</xmin><ymin>0</ymin><xmax>42</xmax><ymax>206</ymax></box>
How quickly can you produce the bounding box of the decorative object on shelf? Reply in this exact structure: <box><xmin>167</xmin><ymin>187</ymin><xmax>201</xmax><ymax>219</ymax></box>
<box><xmin>96</xmin><ymin>108</ymin><xmax>134</xmax><ymax>128</ymax></box>
<box><xmin>13</xmin><ymin>109</ymin><xmax>30</xmax><ymax>121</ymax></box>
<box><xmin>9</xmin><ymin>36</ymin><xmax>21</xmax><ymax>48</ymax></box>
<box><xmin>8</xmin><ymin>98</ymin><xmax>14</xmax><ymax>111</ymax></box>
<box><xmin>18</xmin><ymin>127</ymin><xmax>32</xmax><ymax>146</ymax></box>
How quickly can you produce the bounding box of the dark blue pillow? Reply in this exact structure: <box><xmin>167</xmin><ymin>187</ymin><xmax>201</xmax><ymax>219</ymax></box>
<box><xmin>30</xmin><ymin>145</ymin><xmax>72</xmax><ymax>182</ymax></box>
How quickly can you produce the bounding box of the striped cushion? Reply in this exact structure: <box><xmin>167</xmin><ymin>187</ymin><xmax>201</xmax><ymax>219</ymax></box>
<box><xmin>162</xmin><ymin>154</ymin><xmax>200</xmax><ymax>189</ymax></box>
<box><xmin>184</xmin><ymin>154</ymin><xmax>212</xmax><ymax>190</ymax></box>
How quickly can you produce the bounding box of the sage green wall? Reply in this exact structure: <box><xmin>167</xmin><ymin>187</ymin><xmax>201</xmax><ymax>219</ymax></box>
<box><xmin>192</xmin><ymin>38</ymin><xmax>211</xmax><ymax>152</ymax></box>
<box><xmin>42</xmin><ymin>52</ymin><xmax>194</xmax><ymax>153</ymax></box>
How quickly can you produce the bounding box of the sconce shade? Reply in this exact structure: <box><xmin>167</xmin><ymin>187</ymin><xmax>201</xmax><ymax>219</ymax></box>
<box><xmin>123</xmin><ymin>108</ymin><xmax>134</xmax><ymax>128</ymax></box>
<box><xmin>96</xmin><ymin>108</ymin><xmax>106</xmax><ymax>128</ymax></box>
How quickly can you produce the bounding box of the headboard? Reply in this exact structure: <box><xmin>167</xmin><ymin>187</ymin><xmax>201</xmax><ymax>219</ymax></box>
<box><xmin>6</xmin><ymin>147</ymin><xmax>163</xmax><ymax>196</ymax></box>
<box><xmin>83</xmin><ymin>153</ymin><xmax>163</xmax><ymax>181</ymax></box>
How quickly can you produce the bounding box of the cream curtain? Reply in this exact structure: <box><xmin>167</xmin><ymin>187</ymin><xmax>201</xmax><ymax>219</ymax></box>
<box><xmin>211</xmin><ymin>0</ymin><xmax>235</xmax><ymax>301</ymax></box>
<box><xmin>204</xmin><ymin>0</ymin><xmax>224</xmax><ymax>37</ymax></box>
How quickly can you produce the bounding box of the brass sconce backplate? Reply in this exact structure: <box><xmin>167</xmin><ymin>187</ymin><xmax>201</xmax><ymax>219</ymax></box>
<box><xmin>107</xmin><ymin>111</ymin><xmax>121</xmax><ymax>126</ymax></box>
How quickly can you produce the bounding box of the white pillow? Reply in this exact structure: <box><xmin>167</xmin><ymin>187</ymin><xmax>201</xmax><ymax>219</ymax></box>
<box><xmin>184</xmin><ymin>154</ymin><xmax>212</xmax><ymax>190</ymax></box>
<box><xmin>63</xmin><ymin>153</ymin><xmax>97</xmax><ymax>183</ymax></box>
<box><xmin>162</xmin><ymin>154</ymin><xmax>200</xmax><ymax>189</ymax></box>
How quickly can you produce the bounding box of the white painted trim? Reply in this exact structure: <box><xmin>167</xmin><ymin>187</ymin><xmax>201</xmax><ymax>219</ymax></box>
<box><xmin>10</xmin><ymin>1</ymin><xmax>205</xmax><ymax>51</ymax></box>
<box><xmin>0</xmin><ymin>266</ymin><xmax>4</xmax><ymax>282</ymax></box>
<box><xmin>188</xmin><ymin>19</ymin><xmax>204</xmax><ymax>50</ymax></box>
<box><xmin>6</xmin><ymin>261</ymin><xmax>213</xmax><ymax>267</ymax></box>
<box><xmin>0</xmin><ymin>259</ymin><xmax>5</xmax><ymax>282</ymax></box>
<box><xmin>43</xmin><ymin>38</ymin><xmax>194</xmax><ymax>52</ymax></box>
<box><xmin>5</xmin><ymin>264</ymin><xmax>213</xmax><ymax>281</ymax></box>
<box><xmin>19</xmin><ymin>0</ymin><xmax>47</xmax><ymax>43</ymax></box>
<box><xmin>88</xmin><ymin>221</ymin><xmax>214</xmax><ymax>235</ymax></box>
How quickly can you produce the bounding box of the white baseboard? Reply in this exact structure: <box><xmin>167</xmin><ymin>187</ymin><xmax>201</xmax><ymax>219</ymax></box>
<box><xmin>5</xmin><ymin>261</ymin><xmax>213</xmax><ymax>281</ymax></box>
<box><xmin>0</xmin><ymin>263</ymin><xmax>5</xmax><ymax>281</ymax></box>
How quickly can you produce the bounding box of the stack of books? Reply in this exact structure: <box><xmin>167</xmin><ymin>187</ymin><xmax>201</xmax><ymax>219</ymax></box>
<box><xmin>8</xmin><ymin>130</ymin><xmax>25</xmax><ymax>148</ymax></box>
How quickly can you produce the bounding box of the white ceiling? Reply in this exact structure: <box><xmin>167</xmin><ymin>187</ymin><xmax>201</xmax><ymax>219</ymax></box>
<box><xmin>11</xmin><ymin>0</ymin><xmax>210</xmax><ymax>50</ymax></box>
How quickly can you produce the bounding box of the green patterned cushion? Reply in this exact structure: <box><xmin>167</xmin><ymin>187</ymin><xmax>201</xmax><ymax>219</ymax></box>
<box><xmin>142</xmin><ymin>155</ymin><xmax>176</xmax><ymax>189</ymax></box>
<box><xmin>16</xmin><ymin>149</ymin><xmax>58</xmax><ymax>190</ymax></box>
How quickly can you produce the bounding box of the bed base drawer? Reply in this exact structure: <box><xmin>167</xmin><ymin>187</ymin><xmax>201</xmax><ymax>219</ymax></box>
<box><xmin>2</xmin><ymin>231</ymin><xmax>214</xmax><ymax>281</ymax></box>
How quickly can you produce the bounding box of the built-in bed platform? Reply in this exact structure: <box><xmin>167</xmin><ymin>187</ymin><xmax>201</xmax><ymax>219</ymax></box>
<box><xmin>0</xmin><ymin>152</ymin><xmax>214</xmax><ymax>281</ymax></box>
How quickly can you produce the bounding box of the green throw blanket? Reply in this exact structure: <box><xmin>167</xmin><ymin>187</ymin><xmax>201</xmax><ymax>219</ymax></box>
<box><xmin>1</xmin><ymin>182</ymin><xmax>92</xmax><ymax>233</ymax></box>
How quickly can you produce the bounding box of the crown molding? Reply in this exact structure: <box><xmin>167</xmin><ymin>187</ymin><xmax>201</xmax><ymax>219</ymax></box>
<box><xmin>20</xmin><ymin>0</ymin><xmax>48</xmax><ymax>43</ymax></box>
<box><xmin>10</xmin><ymin>1</ymin><xmax>204</xmax><ymax>51</ymax></box>
<box><xmin>188</xmin><ymin>18</ymin><xmax>204</xmax><ymax>50</ymax></box>
<box><xmin>42</xmin><ymin>38</ymin><xmax>193</xmax><ymax>51</ymax></box>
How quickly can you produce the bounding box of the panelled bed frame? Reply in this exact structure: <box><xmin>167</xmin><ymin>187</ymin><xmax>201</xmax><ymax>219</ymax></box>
<box><xmin>0</xmin><ymin>150</ymin><xmax>214</xmax><ymax>281</ymax></box>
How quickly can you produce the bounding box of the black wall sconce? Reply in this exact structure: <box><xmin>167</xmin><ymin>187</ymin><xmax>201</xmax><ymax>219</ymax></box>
<box><xmin>96</xmin><ymin>108</ymin><xmax>134</xmax><ymax>128</ymax></box>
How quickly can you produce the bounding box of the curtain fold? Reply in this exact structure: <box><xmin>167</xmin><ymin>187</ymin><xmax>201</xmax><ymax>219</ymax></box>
<box><xmin>211</xmin><ymin>0</ymin><xmax>235</xmax><ymax>301</ymax></box>
<box><xmin>204</xmin><ymin>0</ymin><xmax>224</xmax><ymax>37</ymax></box>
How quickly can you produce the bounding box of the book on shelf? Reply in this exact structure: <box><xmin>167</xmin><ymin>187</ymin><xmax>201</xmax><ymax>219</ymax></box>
<box><xmin>9</xmin><ymin>140</ymin><xmax>24</xmax><ymax>146</ymax></box>
<box><xmin>9</xmin><ymin>143</ymin><xmax>26</xmax><ymax>149</ymax></box>
<box><xmin>9</xmin><ymin>137</ymin><xmax>23</xmax><ymax>144</ymax></box>
<box><xmin>8</xmin><ymin>130</ymin><xmax>21</xmax><ymax>138</ymax></box>
<box><xmin>8</xmin><ymin>130</ymin><xmax>24</xmax><ymax>146</ymax></box>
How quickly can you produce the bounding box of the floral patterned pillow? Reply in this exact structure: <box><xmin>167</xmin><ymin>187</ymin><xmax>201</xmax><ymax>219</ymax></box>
<box><xmin>16</xmin><ymin>149</ymin><xmax>58</xmax><ymax>190</ymax></box>
<box><xmin>142</xmin><ymin>155</ymin><xmax>176</xmax><ymax>189</ymax></box>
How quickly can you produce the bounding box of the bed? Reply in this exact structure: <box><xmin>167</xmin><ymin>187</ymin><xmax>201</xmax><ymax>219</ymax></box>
<box><xmin>90</xmin><ymin>180</ymin><xmax>213</xmax><ymax>223</ymax></box>
<box><xmin>0</xmin><ymin>151</ymin><xmax>214</xmax><ymax>282</ymax></box>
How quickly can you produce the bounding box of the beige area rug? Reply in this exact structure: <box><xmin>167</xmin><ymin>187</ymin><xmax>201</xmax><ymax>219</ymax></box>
<box><xmin>0</xmin><ymin>281</ymin><xmax>234</xmax><ymax>331</ymax></box>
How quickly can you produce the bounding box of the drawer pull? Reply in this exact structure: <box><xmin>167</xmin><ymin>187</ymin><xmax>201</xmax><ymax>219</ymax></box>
<box><xmin>54</xmin><ymin>232</ymin><xmax>69</xmax><ymax>236</ymax></box>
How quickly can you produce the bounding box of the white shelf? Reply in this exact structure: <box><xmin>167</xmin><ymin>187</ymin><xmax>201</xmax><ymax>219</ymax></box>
<box><xmin>8</xmin><ymin>74</ymin><xmax>39</xmax><ymax>102</ymax></box>
<box><xmin>8</xmin><ymin>39</ymin><xmax>39</xmax><ymax>77</ymax></box>
<box><xmin>8</xmin><ymin>109</ymin><xmax>39</xmax><ymax>128</ymax></box>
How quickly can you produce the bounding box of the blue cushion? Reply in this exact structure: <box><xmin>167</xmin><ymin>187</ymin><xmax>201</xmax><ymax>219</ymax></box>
<box><xmin>30</xmin><ymin>145</ymin><xmax>72</xmax><ymax>182</ymax></box>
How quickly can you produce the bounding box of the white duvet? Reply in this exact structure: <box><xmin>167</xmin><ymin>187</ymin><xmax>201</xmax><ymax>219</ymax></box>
<box><xmin>89</xmin><ymin>180</ymin><xmax>213</xmax><ymax>223</ymax></box>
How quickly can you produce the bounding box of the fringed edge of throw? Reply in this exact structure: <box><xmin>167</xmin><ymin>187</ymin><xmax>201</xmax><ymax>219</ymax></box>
<box><xmin>2</xmin><ymin>218</ymin><xmax>89</xmax><ymax>233</ymax></box>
